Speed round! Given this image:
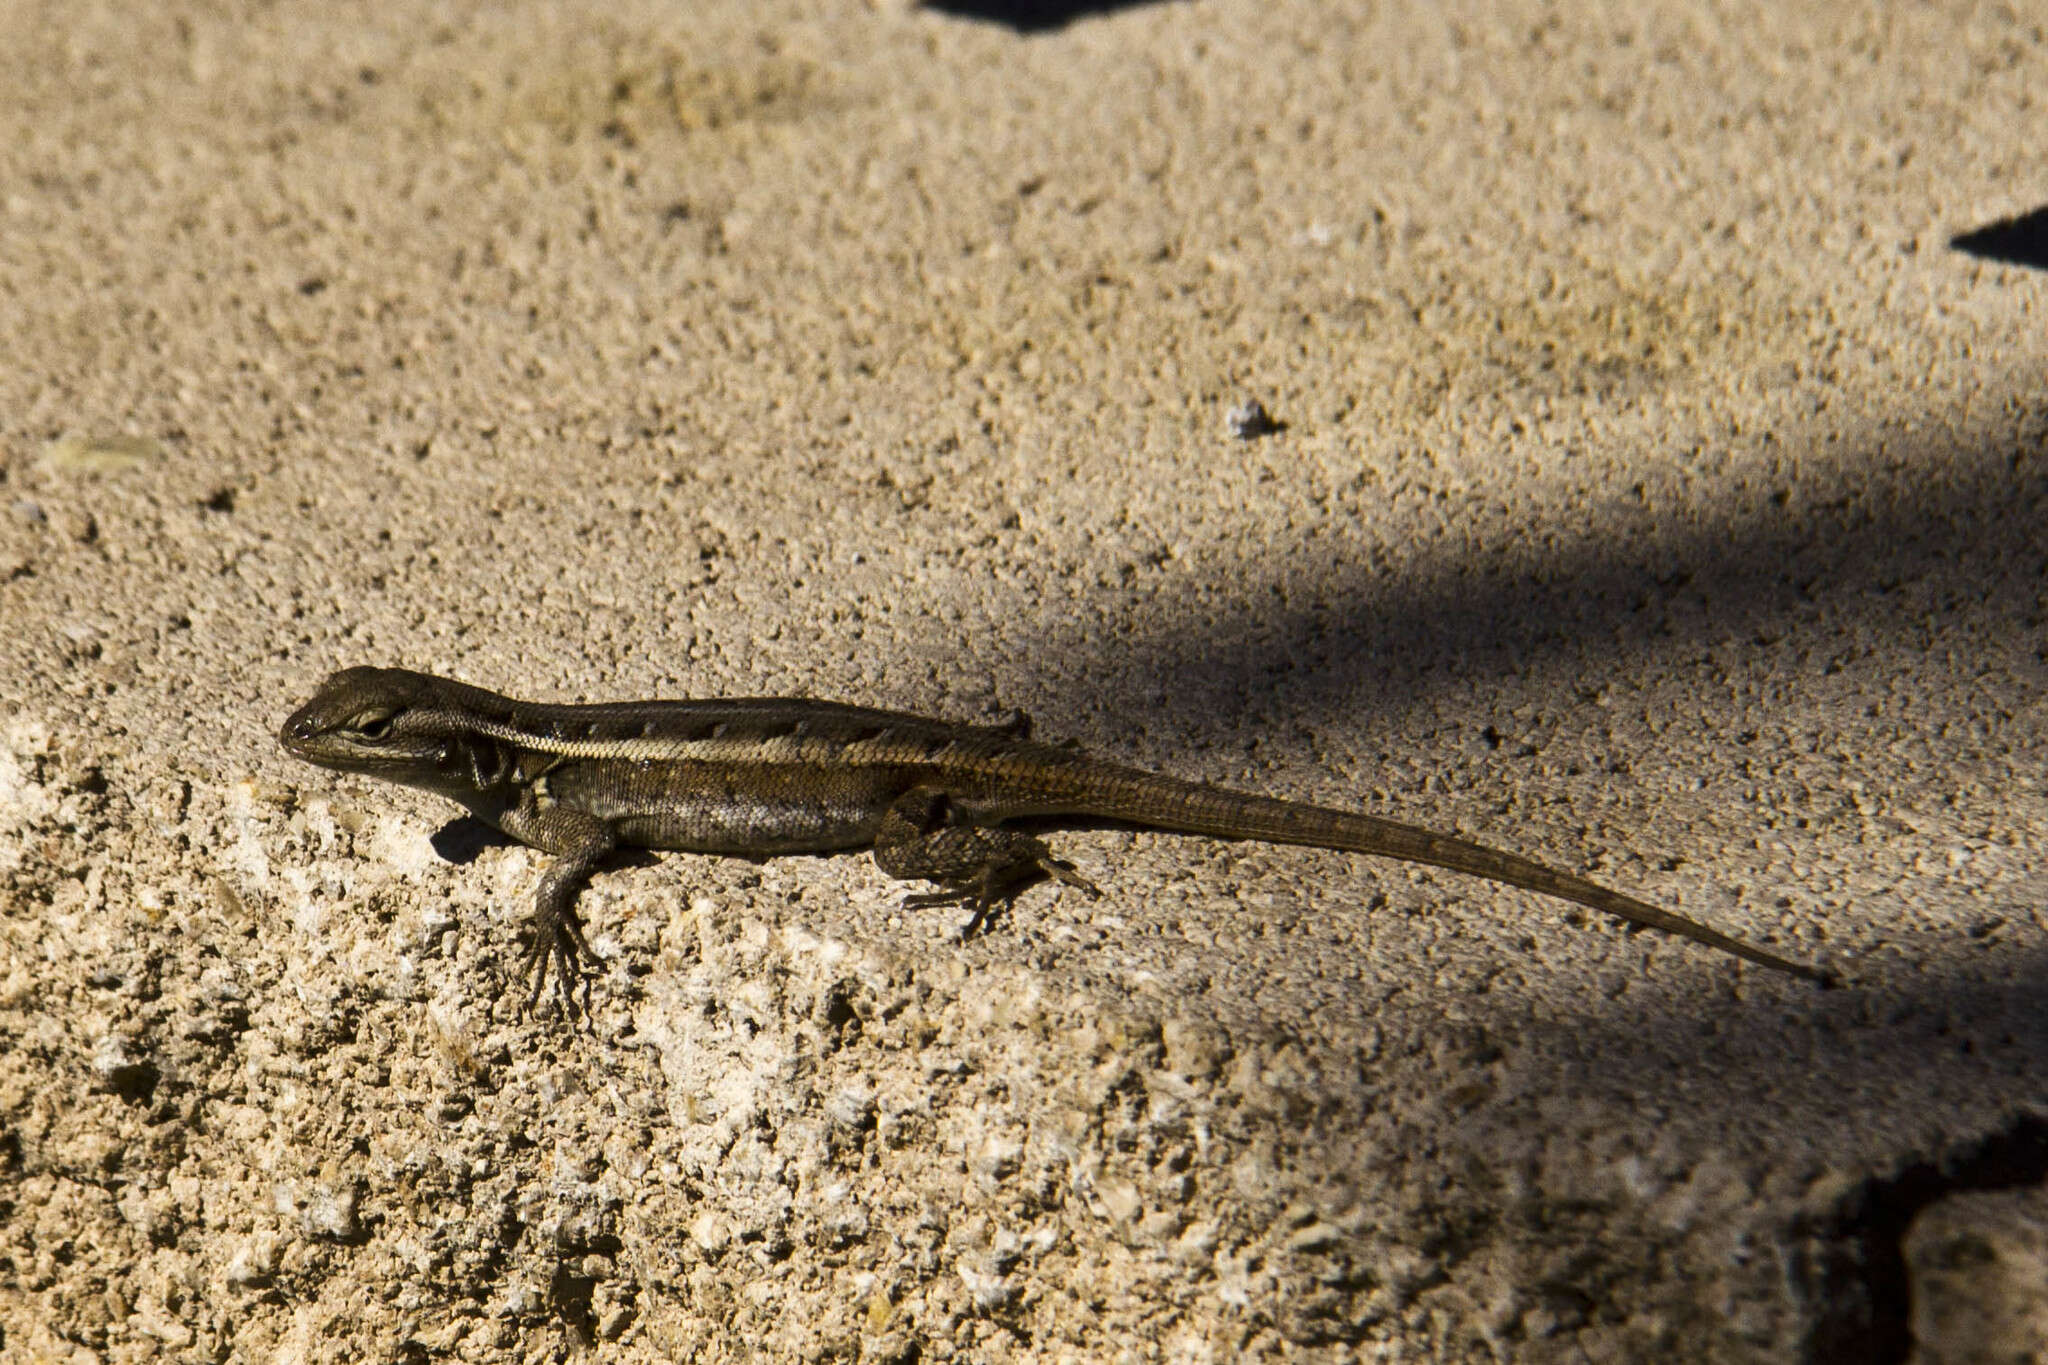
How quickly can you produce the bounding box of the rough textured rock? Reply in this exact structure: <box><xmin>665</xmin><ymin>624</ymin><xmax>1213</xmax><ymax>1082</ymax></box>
<box><xmin>1907</xmin><ymin>1189</ymin><xmax>2048</xmax><ymax>1365</ymax></box>
<box><xmin>1</xmin><ymin>0</ymin><xmax>2044</xmax><ymax>1360</ymax></box>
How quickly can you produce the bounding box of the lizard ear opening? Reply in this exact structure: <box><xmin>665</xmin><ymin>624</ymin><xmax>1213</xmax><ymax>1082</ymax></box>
<box><xmin>351</xmin><ymin>711</ymin><xmax>397</xmax><ymax>740</ymax></box>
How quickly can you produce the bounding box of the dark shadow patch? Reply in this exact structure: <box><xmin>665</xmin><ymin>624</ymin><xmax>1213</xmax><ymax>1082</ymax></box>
<box><xmin>1952</xmin><ymin>207</ymin><xmax>2048</xmax><ymax>269</ymax></box>
<box><xmin>918</xmin><ymin>370</ymin><xmax>2048</xmax><ymax>1350</ymax></box>
<box><xmin>923</xmin><ymin>0</ymin><xmax>1180</xmax><ymax>33</ymax></box>
<box><xmin>103</xmin><ymin>1058</ymin><xmax>162</xmax><ymax>1106</ymax></box>
<box><xmin>1797</xmin><ymin>1112</ymin><xmax>2048</xmax><ymax>1364</ymax></box>
<box><xmin>992</xmin><ymin>414</ymin><xmax>2048</xmax><ymax>758</ymax></box>
<box><xmin>434</xmin><ymin>817</ymin><xmax>663</xmax><ymax>874</ymax></box>
<box><xmin>1227</xmin><ymin>397</ymin><xmax>1287</xmax><ymax>440</ymax></box>
<box><xmin>547</xmin><ymin>1260</ymin><xmax>600</xmax><ymax>1346</ymax></box>
<box><xmin>432</xmin><ymin>817</ymin><xmax>514</xmax><ymax>865</ymax></box>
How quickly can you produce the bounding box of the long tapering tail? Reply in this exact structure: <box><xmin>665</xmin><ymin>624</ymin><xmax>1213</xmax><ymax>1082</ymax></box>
<box><xmin>1059</xmin><ymin>765</ymin><xmax>1834</xmax><ymax>985</ymax></box>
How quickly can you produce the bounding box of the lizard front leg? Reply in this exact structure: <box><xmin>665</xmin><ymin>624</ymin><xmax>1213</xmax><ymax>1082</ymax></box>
<box><xmin>497</xmin><ymin>795</ymin><xmax>616</xmax><ymax>1014</ymax></box>
<box><xmin>872</xmin><ymin>788</ymin><xmax>1100</xmax><ymax>936</ymax></box>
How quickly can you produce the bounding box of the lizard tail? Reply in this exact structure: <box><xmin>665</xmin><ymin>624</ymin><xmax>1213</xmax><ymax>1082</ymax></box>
<box><xmin>1060</xmin><ymin>766</ymin><xmax>1835</xmax><ymax>986</ymax></box>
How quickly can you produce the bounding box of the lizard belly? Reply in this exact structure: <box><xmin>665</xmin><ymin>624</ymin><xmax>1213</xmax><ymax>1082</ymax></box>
<box><xmin>540</xmin><ymin>760</ymin><xmax>906</xmax><ymax>855</ymax></box>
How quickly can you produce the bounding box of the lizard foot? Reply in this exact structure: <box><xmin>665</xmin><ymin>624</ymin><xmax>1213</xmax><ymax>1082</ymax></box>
<box><xmin>522</xmin><ymin>906</ymin><xmax>597</xmax><ymax>1020</ymax></box>
<box><xmin>874</xmin><ymin>787</ymin><xmax>1101</xmax><ymax>936</ymax></box>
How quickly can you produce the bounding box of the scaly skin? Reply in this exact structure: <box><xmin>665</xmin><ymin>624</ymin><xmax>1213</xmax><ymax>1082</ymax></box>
<box><xmin>279</xmin><ymin>666</ymin><xmax>1835</xmax><ymax>1011</ymax></box>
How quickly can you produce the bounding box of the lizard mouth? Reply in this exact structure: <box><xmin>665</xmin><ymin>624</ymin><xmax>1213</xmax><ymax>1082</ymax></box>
<box><xmin>277</xmin><ymin>715</ymin><xmax>352</xmax><ymax>768</ymax></box>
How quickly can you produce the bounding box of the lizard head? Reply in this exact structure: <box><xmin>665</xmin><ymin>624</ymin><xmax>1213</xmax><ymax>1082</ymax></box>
<box><xmin>278</xmin><ymin>666</ymin><xmax>465</xmax><ymax>778</ymax></box>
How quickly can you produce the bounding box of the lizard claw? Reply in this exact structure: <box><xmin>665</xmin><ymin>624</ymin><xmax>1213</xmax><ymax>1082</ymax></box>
<box><xmin>522</xmin><ymin>909</ymin><xmax>598</xmax><ymax>1020</ymax></box>
<box><xmin>1036</xmin><ymin>854</ymin><xmax>1100</xmax><ymax>899</ymax></box>
<box><xmin>895</xmin><ymin>850</ymin><xmax>1102</xmax><ymax>938</ymax></box>
<box><xmin>896</xmin><ymin>886</ymin><xmax>1004</xmax><ymax>938</ymax></box>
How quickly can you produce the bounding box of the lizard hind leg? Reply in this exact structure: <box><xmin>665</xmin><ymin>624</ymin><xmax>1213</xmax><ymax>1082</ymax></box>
<box><xmin>873</xmin><ymin>789</ymin><xmax>1101</xmax><ymax>937</ymax></box>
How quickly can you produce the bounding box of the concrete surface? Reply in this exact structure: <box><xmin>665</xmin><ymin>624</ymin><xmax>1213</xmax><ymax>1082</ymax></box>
<box><xmin>1</xmin><ymin>0</ymin><xmax>2043</xmax><ymax>1359</ymax></box>
<box><xmin>1905</xmin><ymin>1183</ymin><xmax>2048</xmax><ymax>1365</ymax></box>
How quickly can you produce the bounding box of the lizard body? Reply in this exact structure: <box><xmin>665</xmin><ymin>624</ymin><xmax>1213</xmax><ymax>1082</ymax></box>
<box><xmin>278</xmin><ymin>666</ymin><xmax>1832</xmax><ymax>1007</ymax></box>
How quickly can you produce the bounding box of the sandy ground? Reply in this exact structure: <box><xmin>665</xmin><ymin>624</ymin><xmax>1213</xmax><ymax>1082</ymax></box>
<box><xmin>2</xmin><ymin>0</ymin><xmax>2044</xmax><ymax>1360</ymax></box>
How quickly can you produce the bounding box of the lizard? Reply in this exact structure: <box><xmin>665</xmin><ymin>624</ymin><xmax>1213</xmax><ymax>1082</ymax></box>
<box><xmin>277</xmin><ymin>666</ymin><xmax>1834</xmax><ymax>1010</ymax></box>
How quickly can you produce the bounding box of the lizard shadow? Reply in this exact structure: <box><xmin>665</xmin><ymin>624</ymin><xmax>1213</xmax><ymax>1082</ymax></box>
<box><xmin>429</xmin><ymin>816</ymin><xmax>662</xmax><ymax>874</ymax></box>
<box><xmin>428</xmin><ymin>816</ymin><xmax>511</xmax><ymax>866</ymax></box>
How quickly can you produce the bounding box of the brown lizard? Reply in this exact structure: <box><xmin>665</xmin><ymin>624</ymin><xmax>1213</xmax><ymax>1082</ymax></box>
<box><xmin>279</xmin><ymin>666</ymin><xmax>1834</xmax><ymax>1008</ymax></box>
